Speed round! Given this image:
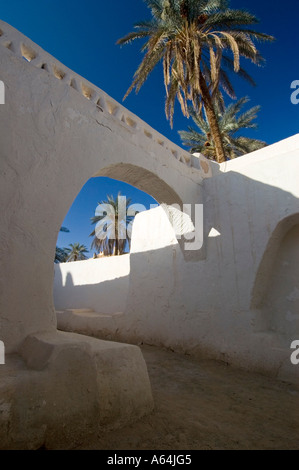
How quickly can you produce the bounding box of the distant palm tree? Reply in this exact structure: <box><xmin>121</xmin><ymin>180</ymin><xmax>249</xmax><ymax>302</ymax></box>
<box><xmin>179</xmin><ymin>97</ymin><xmax>267</xmax><ymax>160</ymax></box>
<box><xmin>65</xmin><ymin>243</ymin><xmax>88</xmax><ymax>262</ymax></box>
<box><xmin>90</xmin><ymin>193</ymin><xmax>135</xmax><ymax>256</ymax></box>
<box><xmin>55</xmin><ymin>226</ymin><xmax>70</xmax><ymax>263</ymax></box>
<box><xmin>117</xmin><ymin>0</ymin><xmax>274</xmax><ymax>163</ymax></box>
<box><xmin>55</xmin><ymin>246</ymin><xmax>69</xmax><ymax>263</ymax></box>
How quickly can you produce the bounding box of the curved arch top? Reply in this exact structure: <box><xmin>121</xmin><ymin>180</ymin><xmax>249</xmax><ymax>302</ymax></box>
<box><xmin>251</xmin><ymin>213</ymin><xmax>299</xmax><ymax>309</ymax></box>
<box><xmin>95</xmin><ymin>163</ymin><xmax>182</xmax><ymax>206</ymax></box>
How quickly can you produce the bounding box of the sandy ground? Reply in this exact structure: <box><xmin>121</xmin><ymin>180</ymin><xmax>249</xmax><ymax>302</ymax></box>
<box><xmin>80</xmin><ymin>345</ymin><xmax>299</xmax><ymax>450</ymax></box>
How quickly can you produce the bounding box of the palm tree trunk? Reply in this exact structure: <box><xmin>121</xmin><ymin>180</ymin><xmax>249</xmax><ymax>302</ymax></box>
<box><xmin>115</xmin><ymin>216</ymin><xmax>119</xmax><ymax>256</ymax></box>
<box><xmin>199</xmin><ymin>72</ymin><xmax>226</xmax><ymax>163</ymax></box>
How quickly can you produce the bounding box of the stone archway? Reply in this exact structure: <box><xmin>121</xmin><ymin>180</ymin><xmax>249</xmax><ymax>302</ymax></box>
<box><xmin>0</xmin><ymin>23</ymin><xmax>200</xmax><ymax>353</ymax></box>
<box><xmin>0</xmin><ymin>20</ymin><xmax>205</xmax><ymax>448</ymax></box>
<box><xmin>53</xmin><ymin>169</ymin><xmax>180</xmax><ymax>316</ymax></box>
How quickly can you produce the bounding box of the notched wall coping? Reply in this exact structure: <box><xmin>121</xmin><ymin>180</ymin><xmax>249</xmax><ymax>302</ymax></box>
<box><xmin>0</xmin><ymin>19</ymin><xmax>211</xmax><ymax>179</ymax></box>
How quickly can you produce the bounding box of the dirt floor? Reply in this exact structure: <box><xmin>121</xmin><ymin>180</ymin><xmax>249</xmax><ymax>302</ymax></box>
<box><xmin>80</xmin><ymin>345</ymin><xmax>299</xmax><ymax>450</ymax></box>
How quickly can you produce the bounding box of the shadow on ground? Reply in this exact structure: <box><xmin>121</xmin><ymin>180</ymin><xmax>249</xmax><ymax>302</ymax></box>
<box><xmin>78</xmin><ymin>345</ymin><xmax>299</xmax><ymax>450</ymax></box>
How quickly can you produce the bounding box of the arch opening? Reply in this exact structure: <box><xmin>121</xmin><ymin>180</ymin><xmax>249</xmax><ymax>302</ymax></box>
<box><xmin>53</xmin><ymin>174</ymin><xmax>160</xmax><ymax>315</ymax></box>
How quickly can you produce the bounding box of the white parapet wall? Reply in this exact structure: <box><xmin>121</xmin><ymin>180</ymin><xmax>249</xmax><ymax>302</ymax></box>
<box><xmin>54</xmin><ymin>255</ymin><xmax>130</xmax><ymax>313</ymax></box>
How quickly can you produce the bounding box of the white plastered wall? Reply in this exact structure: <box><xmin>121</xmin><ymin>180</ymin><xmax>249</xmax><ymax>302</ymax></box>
<box><xmin>54</xmin><ymin>255</ymin><xmax>130</xmax><ymax>313</ymax></box>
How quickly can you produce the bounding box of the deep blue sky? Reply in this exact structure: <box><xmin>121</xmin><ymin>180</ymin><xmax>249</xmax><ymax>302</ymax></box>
<box><xmin>1</xmin><ymin>0</ymin><xmax>299</xmax><ymax>254</ymax></box>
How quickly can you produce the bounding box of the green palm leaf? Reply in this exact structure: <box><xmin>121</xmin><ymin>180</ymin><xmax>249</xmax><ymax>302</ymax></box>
<box><xmin>179</xmin><ymin>97</ymin><xmax>267</xmax><ymax>159</ymax></box>
<box><xmin>65</xmin><ymin>243</ymin><xmax>88</xmax><ymax>262</ymax></box>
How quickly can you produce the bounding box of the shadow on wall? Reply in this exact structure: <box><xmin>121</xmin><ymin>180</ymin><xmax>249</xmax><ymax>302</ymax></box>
<box><xmin>252</xmin><ymin>216</ymin><xmax>299</xmax><ymax>344</ymax></box>
<box><xmin>54</xmin><ymin>168</ymin><xmax>299</xmax><ymax>378</ymax></box>
<box><xmin>251</xmin><ymin>213</ymin><xmax>299</xmax><ymax>307</ymax></box>
<box><xmin>54</xmin><ymin>261</ymin><xmax>130</xmax><ymax>314</ymax></box>
<box><xmin>126</xmin><ymin>170</ymin><xmax>299</xmax><ymax>362</ymax></box>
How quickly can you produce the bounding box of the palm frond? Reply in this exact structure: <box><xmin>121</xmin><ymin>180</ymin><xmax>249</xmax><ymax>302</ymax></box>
<box><xmin>179</xmin><ymin>96</ymin><xmax>267</xmax><ymax>160</ymax></box>
<box><xmin>118</xmin><ymin>0</ymin><xmax>273</xmax><ymax>162</ymax></box>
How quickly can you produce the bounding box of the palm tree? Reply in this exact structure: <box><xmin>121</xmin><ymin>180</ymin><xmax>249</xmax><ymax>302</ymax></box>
<box><xmin>55</xmin><ymin>226</ymin><xmax>70</xmax><ymax>263</ymax></box>
<box><xmin>65</xmin><ymin>243</ymin><xmax>88</xmax><ymax>262</ymax></box>
<box><xmin>179</xmin><ymin>97</ymin><xmax>267</xmax><ymax>160</ymax></box>
<box><xmin>90</xmin><ymin>193</ymin><xmax>135</xmax><ymax>256</ymax></box>
<box><xmin>117</xmin><ymin>0</ymin><xmax>274</xmax><ymax>163</ymax></box>
<box><xmin>55</xmin><ymin>246</ymin><xmax>69</xmax><ymax>263</ymax></box>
